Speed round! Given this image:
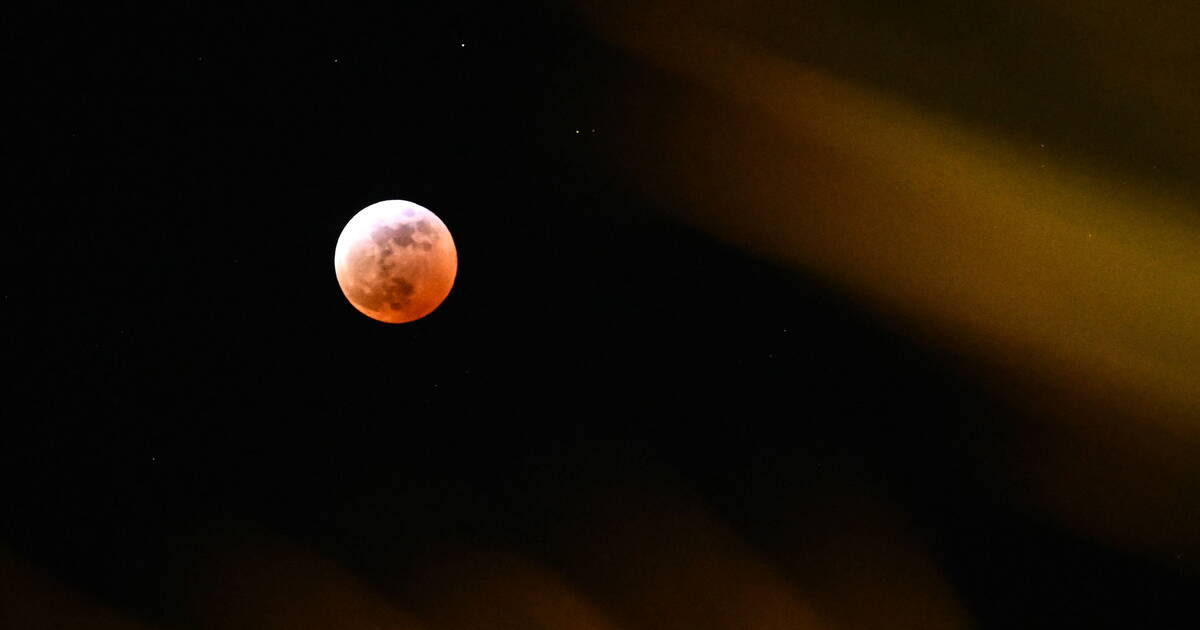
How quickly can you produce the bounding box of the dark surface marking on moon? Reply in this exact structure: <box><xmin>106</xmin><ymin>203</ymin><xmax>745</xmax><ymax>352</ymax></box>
<box><xmin>382</xmin><ymin>276</ymin><xmax>416</xmax><ymax>311</ymax></box>
<box><xmin>346</xmin><ymin>270</ymin><xmax>415</xmax><ymax>312</ymax></box>
<box><xmin>343</xmin><ymin>241</ymin><xmax>418</xmax><ymax>311</ymax></box>
<box><xmin>369</xmin><ymin>220</ymin><xmax>439</xmax><ymax>251</ymax></box>
<box><xmin>372</xmin><ymin>224</ymin><xmax>415</xmax><ymax>248</ymax></box>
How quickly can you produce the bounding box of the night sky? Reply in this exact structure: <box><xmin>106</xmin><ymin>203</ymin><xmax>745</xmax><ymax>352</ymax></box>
<box><xmin>6</xmin><ymin>3</ymin><xmax>1199</xmax><ymax>628</ymax></box>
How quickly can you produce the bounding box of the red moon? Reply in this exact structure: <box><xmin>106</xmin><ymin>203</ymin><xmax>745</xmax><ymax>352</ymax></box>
<box><xmin>334</xmin><ymin>200</ymin><xmax>458</xmax><ymax>323</ymax></box>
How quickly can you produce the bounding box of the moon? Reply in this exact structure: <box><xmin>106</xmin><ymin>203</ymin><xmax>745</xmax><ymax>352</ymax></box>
<box><xmin>334</xmin><ymin>200</ymin><xmax>458</xmax><ymax>323</ymax></box>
